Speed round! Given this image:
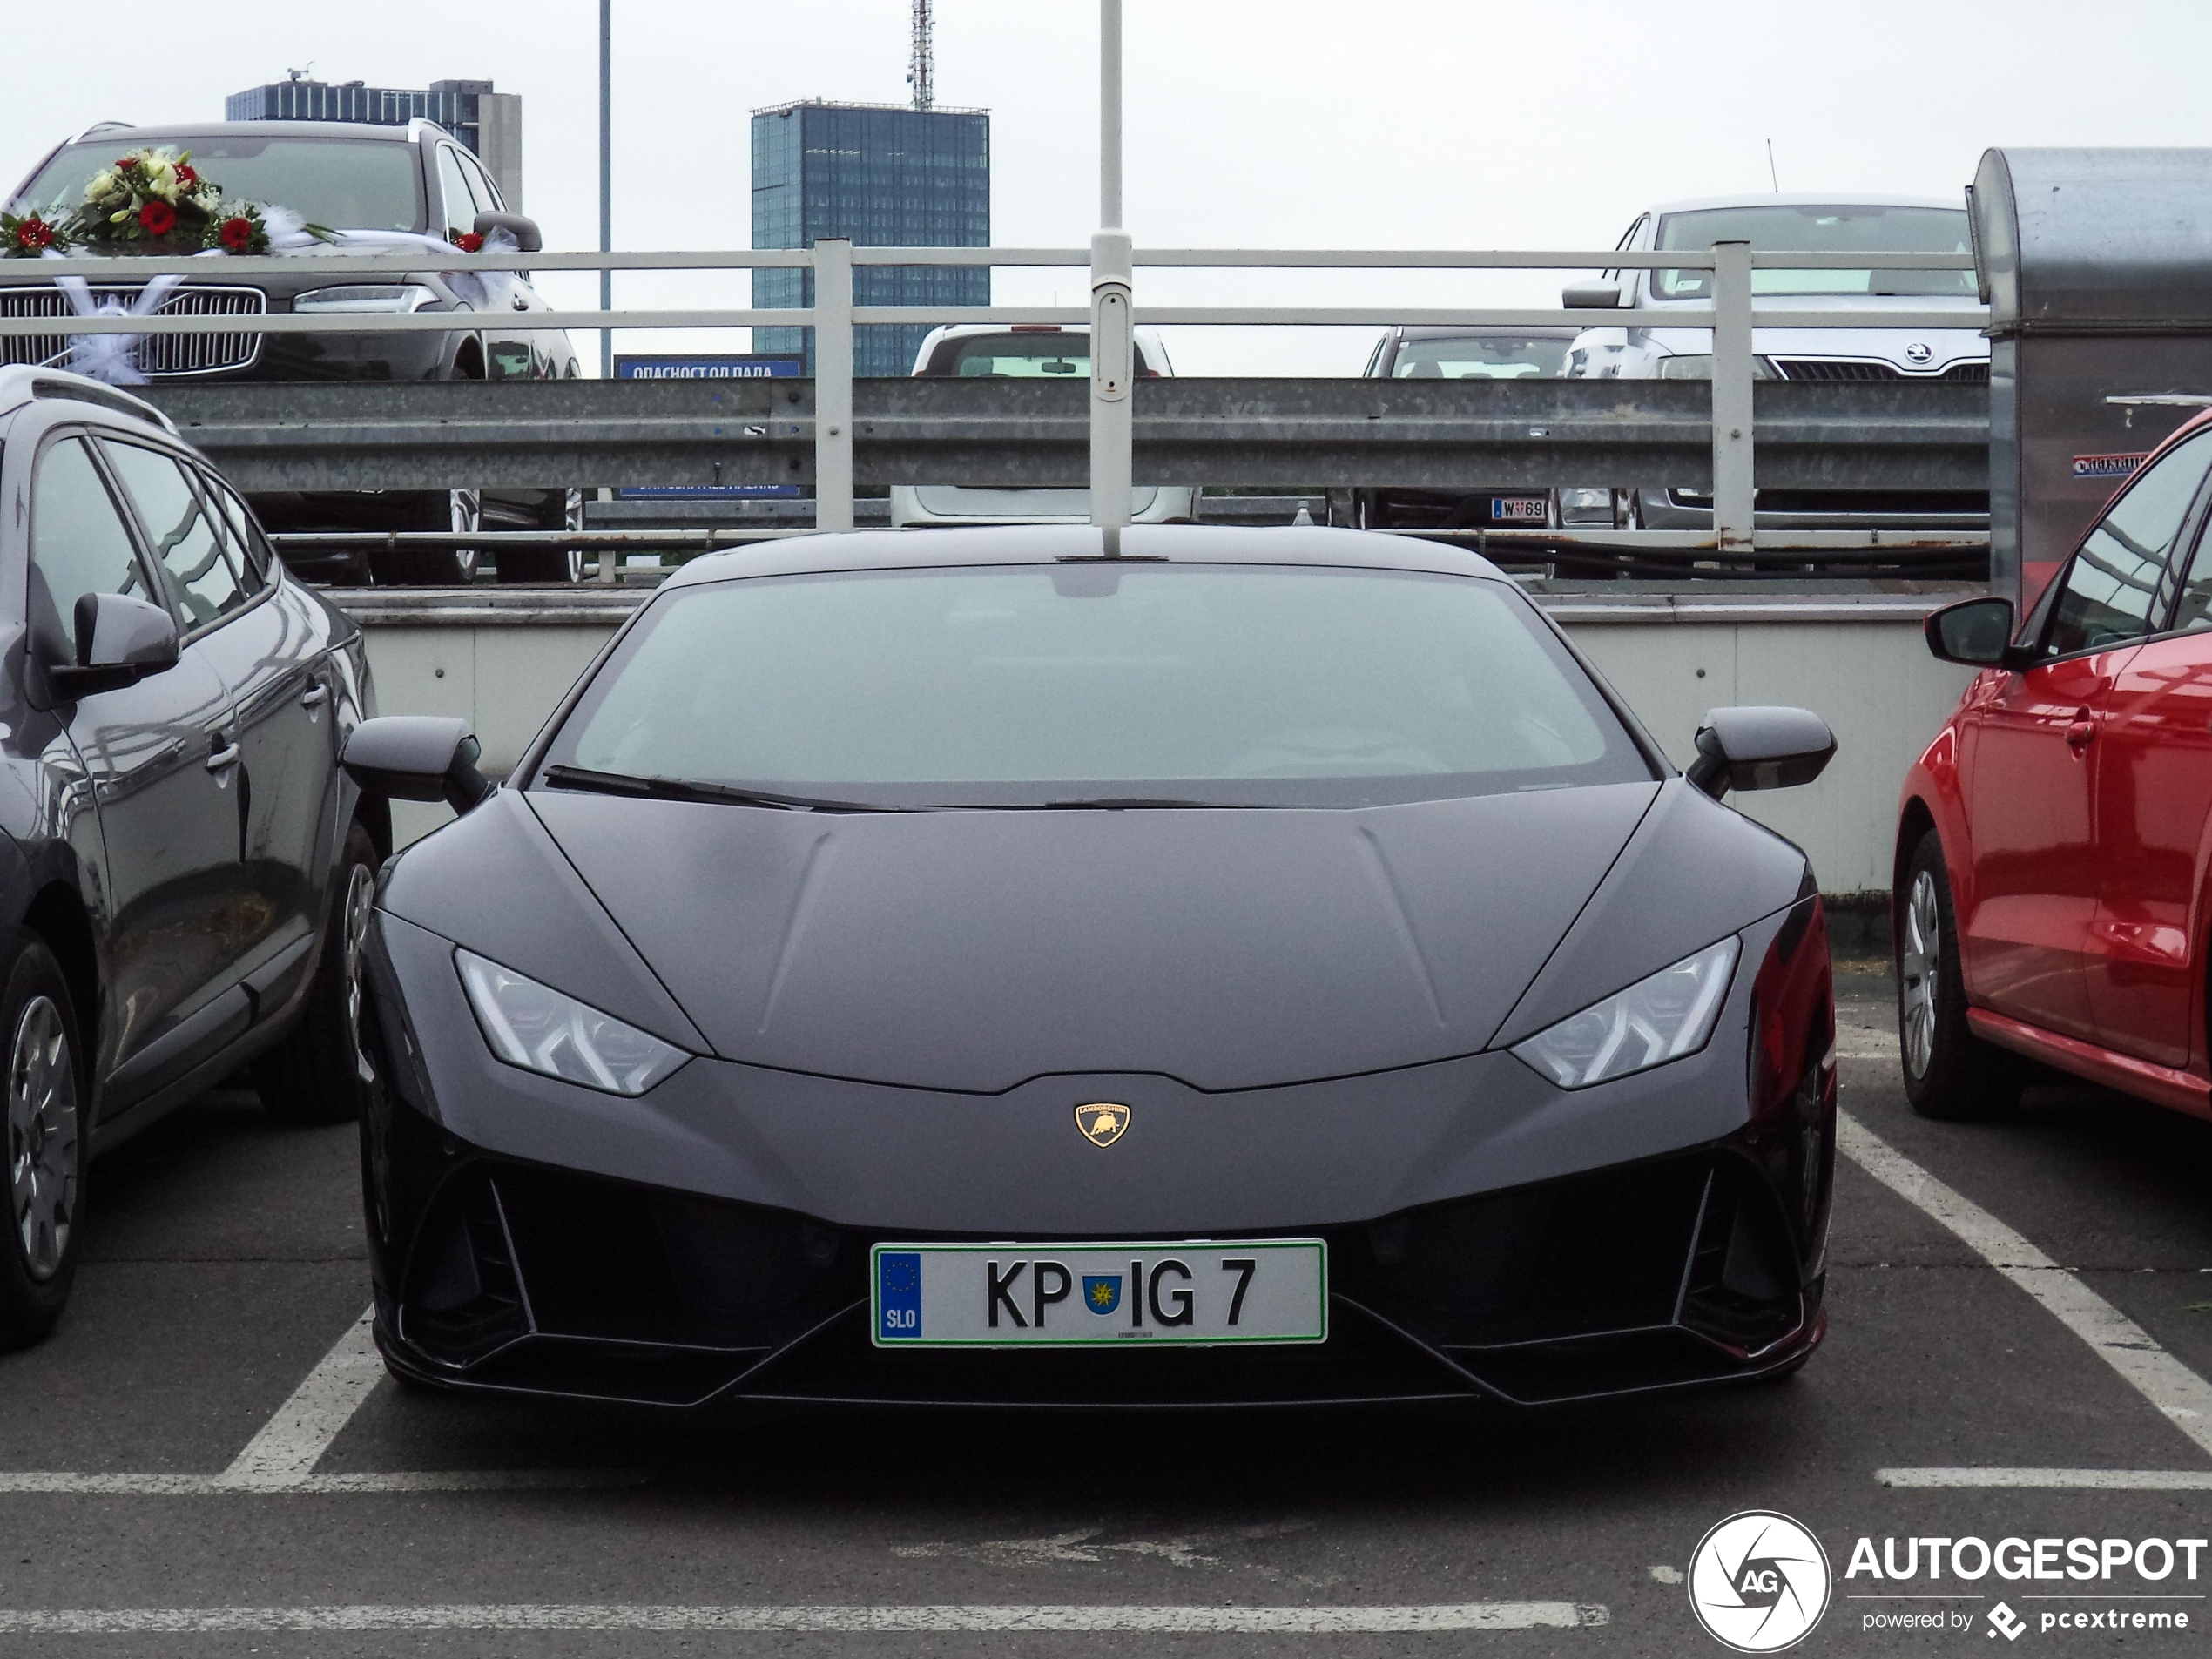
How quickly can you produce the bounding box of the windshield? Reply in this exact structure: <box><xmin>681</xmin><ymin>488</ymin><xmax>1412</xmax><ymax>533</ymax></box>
<box><xmin>538</xmin><ymin>565</ymin><xmax>1651</xmax><ymax>810</ymax></box>
<box><xmin>927</xmin><ymin>332</ymin><xmax>1153</xmax><ymax>377</ymax></box>
<box><xmin>1650</xmin><ymin>205</ymin><xmax>1973</xmax><ymax>300</ymax></box>
<box><xmin>1391</xmin><ymin>336</ymin><xmax>1568</xmax><ymax>379</ymax></box>
<box><xmin>10</xmin><ymin>136</ymin><xmax>423</xmax><ymax>233</ymax></box>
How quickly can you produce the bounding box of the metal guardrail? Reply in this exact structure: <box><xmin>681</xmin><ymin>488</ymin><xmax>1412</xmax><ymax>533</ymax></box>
<box><xmin>143</xmin><ymin>376</ymin><xmax>1986</xmax><ymax>494</ymax></box>
<box><xmin>9</xmin><ymin>242</ymin><xmax>1990</xmax><ymax>563</ymax></box>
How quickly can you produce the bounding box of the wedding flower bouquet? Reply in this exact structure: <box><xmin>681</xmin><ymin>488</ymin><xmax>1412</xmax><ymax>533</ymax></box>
<box><xmin>1</xmin><ymin>146</ymin><xmax>302</xmax><ymax>257</ymax></box>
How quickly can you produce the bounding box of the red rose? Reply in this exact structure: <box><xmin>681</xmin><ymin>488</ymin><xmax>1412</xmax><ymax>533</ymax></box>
<box><xmin>455</xmin><ymin>231</ymin><xmax>485</xmax><ymax>253</ymax></box>
<box><xmin>138</xmin><ymin>200</ymin><xmax>176</xmax><ymax>236</ymax></box>
<box><xmin>218</xmin><ymin>216</ymin><xmax>253</xmax><ymax>252</ymax></box>
<box><xmin>14</xmin><ymin>218</ymin><xmax>54</xmax><ymax>251</ymax></box>
<box><xmin>115</xmin><ymin>155</ymin><xmax>138</xmax><ymax>170</ymax></box>
<box><xmin>175</xmin><ymin>164</ymin><xmax>199</xmax><ymax>188</ymax></box>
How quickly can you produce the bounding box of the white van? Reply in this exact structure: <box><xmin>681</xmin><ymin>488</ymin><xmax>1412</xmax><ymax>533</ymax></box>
<box><xmin>1561</xmin><ymin>193</ymin><xmax>1989</xmax><ymax>531</ymax></box>
<box><xmin>887</xmin><ymin>323</ymin><xmax>1198</xmax><ymax>527</ymax></box>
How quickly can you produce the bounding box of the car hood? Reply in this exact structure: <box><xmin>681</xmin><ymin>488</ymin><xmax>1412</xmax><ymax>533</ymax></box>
<box><xmin>382</xmin><ymin>778</ymin><xmax>1818</xmax><ymax>1095</ymax></box>
<box><xmin>492</xmin><ymin>783</ymin><xmax>1666</xmax><ymax>1093</ymax></box>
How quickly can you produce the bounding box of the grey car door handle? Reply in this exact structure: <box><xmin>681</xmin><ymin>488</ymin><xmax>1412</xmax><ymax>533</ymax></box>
<box><xmin>299</xmin><ymin>683</ymin><xmax>329</xmax><ymax>709</ymax></box>
<box><xmin>206</xmin><ymin>741</ymin><xmax>242</xmax><ymax>772</ymax></box>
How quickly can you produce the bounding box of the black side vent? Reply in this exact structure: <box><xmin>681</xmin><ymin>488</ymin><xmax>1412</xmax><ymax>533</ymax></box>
<box><xmin>399</xmin><ymin>1171</ymin><xmax>530</xmax><ymax>1367</ymax></box>
<box><xmin>1679</xmin><ymin>1161</ymin><xmax>1804</xmax><ymax>1357</ymax></box>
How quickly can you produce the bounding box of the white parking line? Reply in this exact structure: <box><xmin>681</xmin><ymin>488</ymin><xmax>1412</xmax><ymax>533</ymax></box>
<box><xmin>1878</xmin><ymin>1468</ymin><xmax>2212</xmax><ymax>1489</ymax></box>
<box><xmin>0</xmin><ymin>1470</ymin><xmax>644</xmax><ymax>1495</ymax></box>
<box><xmin>0</xmin><ymin>1305</ymin><xmax>643</xmax><ymax>1495</ymax></box>
<box><xmin>0</xmin><ymin>1602</ymin><xmax>1610</xmax><ymax>1635</ymax></box>
<box><xmin>219</xmin><ymin>1305</ymin><xmax>384</xmax><ymax>1489</ymax></box>
<box><xmin>1840</xmin><ymin>1109</ymin><xmax>2212</xmax><ymax>1467</ymax></box>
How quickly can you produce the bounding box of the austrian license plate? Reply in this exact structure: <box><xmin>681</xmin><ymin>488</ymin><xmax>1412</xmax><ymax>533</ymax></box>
<box><xmin>1490</xmin><ymin>495</ymin><xmax>1548</xmax><ymax>523</ymax></box>
<box><xmin>870</xmin><ymin>1240</ymin><xmax>1327</xmax><ymax>1348</ymax></box>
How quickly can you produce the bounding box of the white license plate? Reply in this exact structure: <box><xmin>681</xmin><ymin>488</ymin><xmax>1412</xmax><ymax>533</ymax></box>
<box><xmin>870</xmin><ymin>1240</ymin><xmax>1327</xmax><ymax>1348</ymax></box>
<box><xmin>1491</xmin><ymin>495</ymin><xmax>1548</xmax><ymax>523</ymax></box>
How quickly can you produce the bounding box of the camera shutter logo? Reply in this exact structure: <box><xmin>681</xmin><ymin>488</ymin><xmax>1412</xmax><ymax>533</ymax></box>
<box><xmin>1686</xmin><ymin>1511</ymin><xmax>1831</xmax><ymax>1652</ymax></box>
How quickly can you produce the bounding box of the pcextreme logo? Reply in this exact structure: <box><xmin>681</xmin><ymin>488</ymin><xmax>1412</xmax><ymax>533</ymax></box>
<box><xmin>1688</xmin><ymin>1511</ymin><xmax>1832</xmax><ymax>1652</ymax></box>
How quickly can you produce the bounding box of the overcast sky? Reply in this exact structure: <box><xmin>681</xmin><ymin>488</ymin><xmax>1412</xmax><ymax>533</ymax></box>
<box><xmin>7</xmin><ymin>0</ymin><xmax>2209</xmax><ymax>374</ymax></box>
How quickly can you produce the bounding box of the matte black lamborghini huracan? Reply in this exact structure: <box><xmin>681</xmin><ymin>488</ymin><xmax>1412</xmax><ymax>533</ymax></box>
<box><xmin>347</xmin><ymin>524</ymin><xmax>1841</xmax><ymax>1409</ymax></box>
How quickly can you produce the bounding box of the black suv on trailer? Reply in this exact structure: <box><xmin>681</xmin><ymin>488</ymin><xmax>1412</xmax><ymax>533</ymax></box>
<box><xmin>3</xmin><ymin>120</ymin><xmax>582</xmax><ymax>583</ymax></box>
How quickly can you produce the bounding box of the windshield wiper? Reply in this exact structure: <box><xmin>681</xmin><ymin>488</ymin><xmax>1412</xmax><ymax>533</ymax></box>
<box><xmin>539</xmin><ymin>765</ymin><xmax>897</xmax><ymax>813</ymax></box>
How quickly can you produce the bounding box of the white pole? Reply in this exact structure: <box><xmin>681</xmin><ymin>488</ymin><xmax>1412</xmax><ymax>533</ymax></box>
<box><xmin>814</xmin><ymin>239</ymin><xmax>855</xmax><ymax>532</ymax></box>
<box><xmin>1099</xmin><ymin>0</ymin><xmax>1122</xmax><ymax>230</ymax></box>
<box><xmin>1710</xmin><ymin>239</ymin><xmax>1756</xmax><ymax>554</ymax></box>
<box><xmin>1089</xmin><ymin>0</ymin><xmax>1134</xmax><ymax>532</ymax></box>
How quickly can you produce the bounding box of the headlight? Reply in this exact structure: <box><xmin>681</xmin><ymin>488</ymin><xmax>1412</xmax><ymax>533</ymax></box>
<box><xmin>293</xmin><ymin>285</ymin><xmax>441</xmax><ymax>314</ymax></box>
<box><xmin>456</xmin><ymin>949</ymin><xmax>689</xmax><ymax>1096</ymax></box>
<box><xmin>1557</xmin><ymin>486</ymin><xmax>1617</xmax><ymax>526</ymax></box>
<box><xmin>1656</xmin><ymin>354</ymin><xmax>1777</xmax><ymax>380</ymax></box>
<box><xmin>1510</xmin><ymin>937</ymin><xmax>1740</xmax><ymax>1089</ymax></box>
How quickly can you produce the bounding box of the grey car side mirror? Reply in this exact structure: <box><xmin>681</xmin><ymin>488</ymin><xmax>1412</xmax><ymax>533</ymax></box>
<box><xmin>1925</xmin><ymin>595</ymin><xmax>2033</xmax><ymax>670</ymax></box>
<box><xmin>1563</xmin><ymin>280</ymin><xmax>1622</xmax><ymax>308</ymax></box>
<box><xmin>1685</xmin><ymin>706</ymin><xmax>1837</xmax><ymax>799</ymax></box>
<box><xmin>342</xmin><ymin>716</ymin><xmax>493</xmax><ymax>814</ymax></box>
<box><xmin>48</xmin><ymin>591</ymin><xmax>179</xmax><ymax>698</ymax></box>
<box><xmin>471</xmin><ymin>211</ymin><xmax>543</xmax><ymax>255</ymax></box>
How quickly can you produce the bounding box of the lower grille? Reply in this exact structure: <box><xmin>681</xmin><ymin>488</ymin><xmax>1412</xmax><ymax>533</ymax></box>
<box><xmin>1770</xmin><ymin>357</ymin><xmax>1988</xmax><ymax>384</ymax></box>
<box><xmin>0</xmin><ymin>284</ymin><xmax>266</xmax><ymax>376</ymax></box>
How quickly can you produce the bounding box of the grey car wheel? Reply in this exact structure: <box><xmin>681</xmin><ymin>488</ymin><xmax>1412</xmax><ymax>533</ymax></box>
<box><xmin>255</xmin><ymin>820</ymin><xmax>382</xmax><ymax>1125</ymax></box>
<box><xmin>1899</xmin><ymin>867</ymin><xmax>1940</xmax><ymax>1080</ymax></box>
<box><xmin>1898</xmin><ymin>827</ymin><xmax>2028</xmax><ymax>1121</ymax></box>
<box><xmin>7</xmin><ymin>994</ymin><xmax>77</xmax><ymax>1283</ymax></box>
<box><xmin>0</xmin><ymin>938</ymin><xmax>84</xmax><ymax>1347</ymax></box>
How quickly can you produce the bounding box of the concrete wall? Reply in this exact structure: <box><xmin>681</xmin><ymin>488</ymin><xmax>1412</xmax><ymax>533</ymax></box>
<box><xmin>350</xmin><ymin>590</ymin><xmax>1973</xmax><ymax>900</ymax></box>
<box><xmin>1550</xmin><ymin>597</ymin><xmax>1975</xmax><ymax>897</ymax></box>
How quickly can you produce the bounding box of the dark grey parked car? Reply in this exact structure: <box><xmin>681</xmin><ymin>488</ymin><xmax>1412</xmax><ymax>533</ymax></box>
<box><xmin>1329</xmin><ymin>326</ymin><xmax>1578</xmax><ymax>533</ymax></box>
<box><xmin>0</xmin><ymin>367</ymin><xmax>380</xmax><ymax>1348</ymax></box>
<box><xmin>3</xmin><ymin>119</ymin><xmax>583</xmax><ymax>584</ymax></box>
<box><xmin>345</xmin><ymin>523</ymin><xmax>1841</xmax><ymax>1410</ymax></box>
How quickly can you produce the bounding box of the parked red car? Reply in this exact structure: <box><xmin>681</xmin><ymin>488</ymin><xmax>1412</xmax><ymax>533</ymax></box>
<box><xmin>1899</xmin><ymin>407</ymin><xmax>2212</xmax><ymax>1118</ymax></box>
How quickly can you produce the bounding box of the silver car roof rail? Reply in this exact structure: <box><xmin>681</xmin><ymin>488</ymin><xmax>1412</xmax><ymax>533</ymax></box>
<box><xmin>0</xmin><ymin>367</ymin><xmax>178</xmax><ymax>435</ymax></box>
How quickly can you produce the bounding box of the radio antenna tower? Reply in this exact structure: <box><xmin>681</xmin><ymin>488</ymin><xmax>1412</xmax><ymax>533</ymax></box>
<box><xmin>909</xmin><ymin>0</ymin><xmax>934</xmax><ymax>111</ymax></box>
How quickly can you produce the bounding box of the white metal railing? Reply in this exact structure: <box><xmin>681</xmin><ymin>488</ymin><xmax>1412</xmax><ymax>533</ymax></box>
<box><xmin>0</xmin><ymin>242</ymin><xmax>1987</xmax><ymax>547</ymax></box>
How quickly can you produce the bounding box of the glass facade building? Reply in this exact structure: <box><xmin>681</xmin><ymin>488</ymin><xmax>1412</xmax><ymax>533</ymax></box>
<box><xmin>751</xmin><ymin>100</ymin><xmax>990</xmax><ymax>377</ymax></box>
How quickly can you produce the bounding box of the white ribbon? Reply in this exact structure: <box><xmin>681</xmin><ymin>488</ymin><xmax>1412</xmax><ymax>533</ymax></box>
<box><xmin>303</xmin><ymin>224</ymin><xmax>522</xmax><ymax>307</ymax></box>
<box><xmin>44</xmin><ymin>249</ymin><xmax>192</xmax><ymax>385</ymax></box>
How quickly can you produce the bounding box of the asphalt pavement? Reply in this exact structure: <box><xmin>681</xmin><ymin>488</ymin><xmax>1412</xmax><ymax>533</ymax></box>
<box><xmin>8</xmin><ymin>968</ymin><xmax>2212</xmax><ymax>1656</ymax></box>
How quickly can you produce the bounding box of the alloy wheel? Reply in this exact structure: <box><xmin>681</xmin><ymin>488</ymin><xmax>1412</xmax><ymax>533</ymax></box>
<box><xmin>1899</xmin><ymin>869</ymin><xmax>1941</xmax><ymax>1079</ymax></box>
<box><xmin>450</xmin><ymin>489</ymin><xmax>482</xmax><ymax>584</ymax></box>
<box><xmin>6</xmin><ymin>995</ymin><xmax>78</xmax><ymax>1282</ymax></box>
<box><xmin>341</xmin><ymin>863</ymin><xmax>378</xmax><ymax>1085</ymax></box>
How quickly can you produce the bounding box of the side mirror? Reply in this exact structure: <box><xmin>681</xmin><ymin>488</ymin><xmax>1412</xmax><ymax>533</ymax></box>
<box><xmin>471</xmin><ymin>211</ymin><xmax>543</xmax><ymax>255</ymax></box>
<box><xmin>1925</xmin><ymin>595</ymin><xmax>2031</xmax><ymax>669</ymax></box>
<box><xmin>1685</xmin><ymin>706</ymin><xmax>1837</xmax><ymax>799</ymax></box>
<box><xmin>342</xmin><ymin>716</ymin><xmax>493</xmax><ymax>814</ymax></box>
<box><xmin>1563</xmin><ymin>280</ymin><xmax>1622</xmax><ymax>308</ymax></box>
<box><xmin>48</xmin><ymin>591</ymin><xmax>179</xmax><ymax>698</ymax></box>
